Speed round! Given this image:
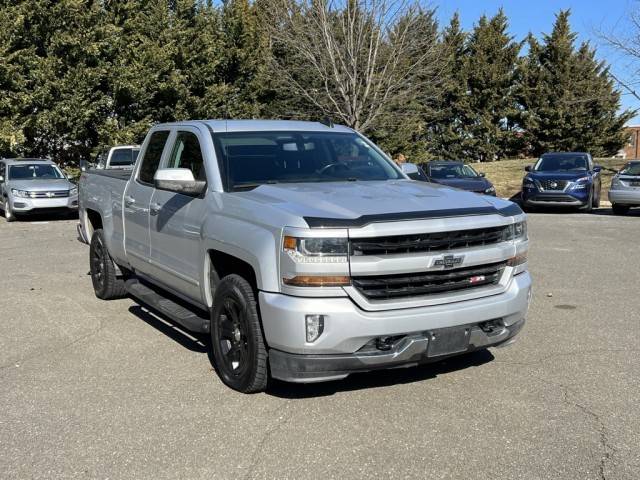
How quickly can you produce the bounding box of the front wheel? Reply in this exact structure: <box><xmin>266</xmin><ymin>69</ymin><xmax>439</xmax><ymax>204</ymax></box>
<box><xmin>210</xmin><ymin>274</ymin><xmax>268</xmax><ymax>393</ymax></box>
<box><xmin>580</xmin><ymin>190</ymin><xmax>593</xmax><ymax>213</ymax></box>
<box><xmin>3</xmin><ymin>201</ymin><xmax>15</xmax><ymax>222</ymax></box>
<box><xmin>612</xmin><ymin>203</ymin><xmax>630</xmax><ymax>215</ymax></box>
<box><xmin>592</xmin><ymin>188</ymin><xmax>600</xmax><ymax>208</ymax></box>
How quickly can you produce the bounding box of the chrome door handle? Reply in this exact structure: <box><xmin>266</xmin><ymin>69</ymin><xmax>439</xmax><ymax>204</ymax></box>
<box><xmin>124</xmin><ymin>195</ymin><xmax>136</xmax><ymax>207</ymax></box>
<box><xmin>150</xmin><ymin>202</ymin><xmax>162</xmax><ymax>216</ymax></box>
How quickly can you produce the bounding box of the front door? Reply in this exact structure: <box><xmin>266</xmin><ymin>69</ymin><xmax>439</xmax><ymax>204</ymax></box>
<box><xmin>123</xmin><ymin>130</ymin><xmax>170</xmax><ymax>271</ymax></box>
<box><xmin>148</xmin><ymin>128</ymin><xmax>208</xmax><ymax>302</ymax></box>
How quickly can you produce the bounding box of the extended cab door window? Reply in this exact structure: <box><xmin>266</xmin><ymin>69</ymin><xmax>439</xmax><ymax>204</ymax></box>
<box><xmin>138</xmin><ymin>131</ymin><xmax>170</xmax><ymax>184</ymax></box>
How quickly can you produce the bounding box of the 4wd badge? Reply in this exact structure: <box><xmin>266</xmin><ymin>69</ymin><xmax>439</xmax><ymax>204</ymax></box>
<box><xmin>434</xmin><ymin>254</ymin><xmax>464</xmax><ymax>269</ymax></box>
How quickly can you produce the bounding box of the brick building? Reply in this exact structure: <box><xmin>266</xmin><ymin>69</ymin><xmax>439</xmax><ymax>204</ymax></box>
<box><xmin>622</xmin><ymin>125</ymin><xmax>640</xmax><ymax>159</ymax></box>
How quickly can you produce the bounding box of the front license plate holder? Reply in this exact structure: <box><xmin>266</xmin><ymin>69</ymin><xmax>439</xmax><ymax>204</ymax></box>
<box><xmin>427</xmin><ymin>326</ymin><xmax>471</xmax><ymax>358</ymax></box>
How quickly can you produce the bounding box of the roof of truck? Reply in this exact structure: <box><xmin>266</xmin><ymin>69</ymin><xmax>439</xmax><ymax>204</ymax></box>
<box><xmin>155</xmin><ymin>119</ymin><xmax>355</xmax><ymax>134</ymax></box>
<box><xmin>2</xmin><ymin>158</ymin><xmax>54</xmax><ymax>165</ymax></box>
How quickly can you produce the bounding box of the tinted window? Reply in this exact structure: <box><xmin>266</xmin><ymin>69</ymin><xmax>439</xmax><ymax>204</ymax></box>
<box><xmin>213</xmin><ymin>131</ymin><xmax>400</xmax><ymax>190</ymax></box>
<box><xmin>9</xmin><ymin>164</ymin><xmax>64</xmax><ymax>180</ymax></box>
<box><xmin>429</xmin><ymin>164</ymin><xmax>479</xmax><ymax>178</ymax></box>
<box><xmin>139</xmin><ymin>131</ymin><xmax>170</xmax><ymax>184</ymax></box>
<box><xmin>110</xmin><ymin>148</ymin><xmax>134</xmax><ymax>167</ymax></box>
<box><xmin>535</xmin><ymin>155</ymin><xmax>588</xmax><ymax>172</ymax></box>
<box><xmin>167</xmin><ymin>132</ymin><xmax>206</xmax><ymax>180</ymax></box>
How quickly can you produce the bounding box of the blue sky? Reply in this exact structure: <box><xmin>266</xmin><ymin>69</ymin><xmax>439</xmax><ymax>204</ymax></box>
<box><xmin>435</xmin><ymin>0</ymin><xmax>639</xmax><ymax>123</ymax></box>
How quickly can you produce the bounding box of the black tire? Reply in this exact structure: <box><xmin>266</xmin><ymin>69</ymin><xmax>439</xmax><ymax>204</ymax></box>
<box><xmin>210</xmin><ymin>274</ymin><xmax>268</xmax><ymax>393</ymax></box>
<box><xmin>3</xmin><ymin>201</ymin><xmax>15</xmax><ymax>222</ymax></box>
<box><xmin>612</xmin><ymin>203</ymin><xmax>630</xmax><ymax>215</ymax></box>
<box><xmin>580</xmin><ymin>190</ymin><xmax>593</xmax><ymax>213</ymax></box>
<box><xmin>89</xmin><ymin>229</ymin><xmax>126</xmax><ymax>300</ymax></box>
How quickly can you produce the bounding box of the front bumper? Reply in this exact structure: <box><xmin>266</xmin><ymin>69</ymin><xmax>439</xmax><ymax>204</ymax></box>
<box><xmin>522</xmin><ymin>190</ymin><xmax>588</xmax><ymax>207</ymax></box>
<box><xmin>260</xmin><ymin>271</ymin><xmax>531</xmax><ymax>383</ymax></box>
<box><xmin>608</xmin><ymin>189</ymin><xmax>640</xmax><ymax>206</ymax></box>
<box><xmin>10</xmin><ymin>196</ymin><xmax>78</xmax><ymax>213</ymax></box>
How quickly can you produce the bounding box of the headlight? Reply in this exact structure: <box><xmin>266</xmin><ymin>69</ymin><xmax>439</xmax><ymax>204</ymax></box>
<box><xmin>523</xmin><ymin>177</ymin><xmax>536</xmax><ymax>189</ymax></box>
<box><xmin>281</xmin><ymin>235</ymin><xmax>350</xmax><ymax>288</ymax></box>
<box><xmin>484</xmin><ymin>186</ymin><xmax>496</xmax><ymax>194</ymax></box>
<box><xmin>69</xmin><ymin>187</ymin><xmax>78</xmax><ymax>196</ymax></box>
<box><xmin>504</xmin><ymin>221</ymin><xmax>527</xmax><ymax>242</ymax></box>
<box><xmin>11</xmin><ymin>189</ymin><xmax>31</xmax><ymax>198</ymax></box>
<box><xmin>572</xmin><ymin>176</ymin><xmax>590</xmax><ymax>189</ymax></box>
<box><xmin>283</xmin><ymin>236</ymin><xmax>348</xmax><ymax>263</ymax></box>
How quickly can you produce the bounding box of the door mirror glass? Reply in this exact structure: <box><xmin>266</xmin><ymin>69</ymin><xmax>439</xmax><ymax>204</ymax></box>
<box><xmin>479</xmin><ymin>172</ymin><xmax>486</xmax><ymax>177</ymax></box>
<box><xmin>593</xmin><ymin>165</ymin><xmax>602</xmax><ymax>173</ymax></box>
<box><xmin>524</xmin><ymin>165</ymin><xmax>532</xmax><ymax>172</ymax></box>
<box><xmin>154</xmin><ymin>168</ymin><xmax>206</xmax><ymax>196</ymax></box>
<box><xmin>400</xmin><ymin>163</ymin><xmax>419</xmax><ymax>175</ymax></box>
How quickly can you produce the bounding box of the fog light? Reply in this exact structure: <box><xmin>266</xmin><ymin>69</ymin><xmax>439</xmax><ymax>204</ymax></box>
<box><xmin>305</xmin><ymin>314</ymin><xmax>325</xmax><ymax>343</ymax></box>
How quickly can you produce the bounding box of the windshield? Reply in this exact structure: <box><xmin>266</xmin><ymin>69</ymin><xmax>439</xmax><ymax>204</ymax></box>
<box><xmin>620</xmin><ymin>162</ymin><xmax>640</xmax><ymax>176</ymax></box>
<box><xmin>535</xmin><ymin>155</ymin><xmax>588</xmax><ymax>172</ymax></box>
<box><xmin>212</xmin><ymin>131</ymin><xmax>401</xmax><ymax>190</ymax></box>
<box><xmin>9</xmin><ymin>164</ymin><xmax>64</xmax><ymax>180</ymax></box>
<box><xmin>429</xmin><ymin>163</ymin><xmax>479</xmax><ymax>179</ymax></box>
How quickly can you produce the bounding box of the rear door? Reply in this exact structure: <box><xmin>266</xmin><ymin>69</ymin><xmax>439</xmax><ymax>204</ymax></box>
<box><xmin>147</xmin><ymin>127</ymin><xmax>208</xmax><ymax>301</ymax></box>
<box><xmin>123</xmin><ymin>129</ymin><xmax>171</xmax><ymax>271</ymax></box>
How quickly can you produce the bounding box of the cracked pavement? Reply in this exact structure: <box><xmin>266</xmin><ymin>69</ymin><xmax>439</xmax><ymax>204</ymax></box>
<box><xmin>1</xmin><ymin>210</ymin><xmax>639</xmax><ymax>479</ymax></box>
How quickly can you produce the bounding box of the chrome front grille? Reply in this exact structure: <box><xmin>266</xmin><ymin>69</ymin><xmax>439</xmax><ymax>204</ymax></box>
<box><xmin>351</xmin><ymin>261</ymin><xmax>506</xmax><ymax>300</ymax></box>
<box><xmin>538</xmin><ymin>179</ymin><xmax>567</xmax><ymax>191</ymax></box>
<box><xmin>29</xmin><ymin>190</ymin><xmax>69</xmax><ymax>198</ymax></box>
<box><xmin>350</xmin><ymin>226</ymin><xmax>509</xmax><ymax>256</ymax></box>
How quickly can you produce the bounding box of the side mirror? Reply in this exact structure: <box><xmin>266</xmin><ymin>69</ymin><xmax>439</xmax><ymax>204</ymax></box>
<box><xmin>593</xmin><ymin>165</ymin><xmax>602</xmax><ymax>173</ymax></box>
<box><xmin>524</xmin><ymin>165</ymin><xmax>532</xmax><ymax>172</ymax></box>
<box><xmin>400</xmin><ymin>163</ymin><xmax>419</xmax><ymax>176</ymax></box>
<box><xmin>154</xmin><ymin>168</ymin><xmax>206</xmax><ymax>196</ymax></box>
<box><xmin>0</xmin><ymin>175</ymin><xmax>4</xmax><ymax>183</ymax></box>
<box><xmin>479</xmin><ymin>172</ymin><xmax>486</xmax><ymax>177</ymax></box>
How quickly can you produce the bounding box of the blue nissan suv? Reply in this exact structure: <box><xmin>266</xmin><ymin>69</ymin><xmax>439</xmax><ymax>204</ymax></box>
<box><xmin>521</xmin><ymin>152</ymin><xmax>602</xmax><ymax>212</ymax></box>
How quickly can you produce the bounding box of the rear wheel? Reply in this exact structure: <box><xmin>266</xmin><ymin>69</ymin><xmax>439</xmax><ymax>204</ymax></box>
<box><xmin>592</xmin><ymin>188</ymin><xmax>600</xmax><ymax>208</ymax></box>
<box><xmin>612</xmin><ymin>203</ymin><xmax>630</xmax><ymax>215</ymax></box>
<box><xmin>89</xmin><ymin>229</ymin><xmax>126</xmax><ymax>300</ymax></box>
<box><xmin>210</xmin><ymin>274</ymin><xmax>268</xmax><ymax>393</ymax></box>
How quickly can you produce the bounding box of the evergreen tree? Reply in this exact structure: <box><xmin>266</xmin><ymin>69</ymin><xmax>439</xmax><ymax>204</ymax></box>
<box><xmin>426</xmin><ymin>12</ymin><xmax>472</xmax><ymax>160</ymax></box>
<box><xmin>463</xmin><ymin>10</ymin><xmax>520</xmax><ymax>161</ymax></box>
<box><xmin>515</xmin><ymin>10</ymin><xmax>632</xmax><ymax>157</ymax></box>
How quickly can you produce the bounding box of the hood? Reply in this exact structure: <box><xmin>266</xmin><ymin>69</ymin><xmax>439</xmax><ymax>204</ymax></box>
<box><xmin>236</xmin><ymin>180</ymin><xmax>511</xmax><ymax>224</ymax></box>
<box><xmin>525</xmin><ymin>171</ymin><xmax>589</xmax><ymax>181</ymax></box>
<box><xmin>8</xmin><ymin>178</ymin><xmax>74</xmax><ymax>191</ymax></box>
<box><xmin>432</xmin><ymin>177</ymin><xmax>492</xmax><ymax>192</ymax></box>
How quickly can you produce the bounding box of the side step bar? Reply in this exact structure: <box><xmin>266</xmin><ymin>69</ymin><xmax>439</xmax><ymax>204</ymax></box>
<box><xmin>125</xmin><ymin>279</ymin><xmax>210</xmax><ymax>333</ymax></box>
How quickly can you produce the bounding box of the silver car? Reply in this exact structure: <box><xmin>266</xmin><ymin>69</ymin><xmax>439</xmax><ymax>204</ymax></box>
<box><xmin>609</xmin><ymin>161</ymin><xmax>640</xmax><ymax>215</ymax></box>
<box><xmin>0</xmin><ymin>158</ymin><xmax>79</xmax><ymax>222</ymax></box>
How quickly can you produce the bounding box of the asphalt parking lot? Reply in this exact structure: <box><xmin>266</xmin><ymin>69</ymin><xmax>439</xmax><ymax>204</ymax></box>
<box><xmin>1</xmin><ymin>210</ymin><xmax>639</xmax><ymax>480</ymax></box>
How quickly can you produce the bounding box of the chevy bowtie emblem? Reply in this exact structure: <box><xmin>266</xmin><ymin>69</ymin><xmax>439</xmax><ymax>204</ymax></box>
<box><xmin>434</xmin><ymin>254</ymin><xmax>464</xmax><ymax>269</ymax></box>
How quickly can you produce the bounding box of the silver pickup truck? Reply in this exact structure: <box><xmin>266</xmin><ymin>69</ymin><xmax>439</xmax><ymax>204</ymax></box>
<box><xmin>78</xmin><ymin>120</ymin><xmax>531</xmax><ymax>393</ymax></box>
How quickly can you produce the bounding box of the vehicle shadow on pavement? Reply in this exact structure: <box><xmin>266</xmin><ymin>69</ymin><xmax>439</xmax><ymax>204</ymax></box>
<box><xmin>128</xmin><ymin>305</ymin><xmax>208</xmax><ymax>353</ymax></box>
<box><xmin>10</xmin><ymin>211</ymin><xmax>78</xmax><ymax>223</ymax></box>
<box><xmin>266</xmin><ymin>349</ymin><xmax>495</xmax><ymax>399</ymax></box>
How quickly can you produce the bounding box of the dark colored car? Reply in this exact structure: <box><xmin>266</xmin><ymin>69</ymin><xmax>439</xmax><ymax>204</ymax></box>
<box><xmin>420</xmin><ymin>161</ymin><xmax>496</xmax><ymax>195</ymax></box>
<box><xmin>521</xmin><ymin>152</ymin><xmax>602</xmax><ymax>212</ymax></box>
